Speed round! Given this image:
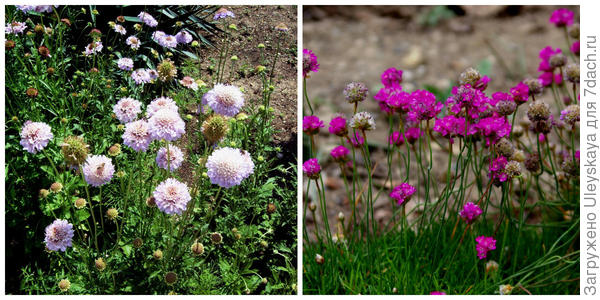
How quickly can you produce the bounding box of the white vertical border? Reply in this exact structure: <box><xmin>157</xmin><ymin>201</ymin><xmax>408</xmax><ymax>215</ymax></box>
<box><xmin>296</xmin><ymin>4</ymin><xmax>304</xmax><ymax>296</ymax></box>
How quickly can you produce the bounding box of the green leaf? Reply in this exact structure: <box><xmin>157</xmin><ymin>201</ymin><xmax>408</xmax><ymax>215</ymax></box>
<box><xmin>122</xmin><ymin>244</ymin><xmax>133</xmax><ymax>257</ymax></box>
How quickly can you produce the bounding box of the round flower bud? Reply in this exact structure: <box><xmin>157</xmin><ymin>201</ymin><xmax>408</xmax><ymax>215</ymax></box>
<box><xmin>260</xmin><ymin>240</ymin><xmax>268</xmax><ymax>248</ymax></box>
<box><xmin>485</xmin><ymin>260</ymin><xmax>499</xmax><ymax>273</ymax></box>
<box><xmin>6</xmin><ymin>40</ymin><xmax>16</xmax><ymax>50</ymax></box>
<box><xmin>108</xmin><ymin>143</ymin><xmax>121</xmax><ymax>156</ymax></box>
<box><xmin>201</xmin><ymin>115</ymin><xmax>229</xmax><ymax>143</ymax></box>
<box><xmin>133</xmin><ymin>238</ymin><xmax>143</xmax><ymax>248</ymax></box>
<box><xmin>527</xmin><ymin>101</ymin><xmax>551</xmax><ymax>122</ymax></box>
<box><xmin>549</xmin><ymin>53</ymin><xmax>567</xmax><ymax>69</ymax></box>
<box><xmin>146</xmin><ymin>196</ymin><xmax>156</xmax><ymax>207</ymax></box>
<box><xmin>267</xmin><ymin>203</ymin><xmax>276</xmax><ymax>214</ymax></box>
<box><xmin>504</xmin><ymin>160</ymin><xmax>522</xmax><ymax>180</ymax></box>
<box><xmin>34</xmin><ymin>24</ymin><xmax>44</xmax><ymax>34</ymax></box>
<box><xmin>95</xmin><ymin>258</ymin><xmax>106</xmax><ymax>271</ymax></box>
<box><xmin>153</xmin><ymin>249</ymin><xmax>163</xmax><ymax>260</ymax></box>
<box><xmin>39</xmin><ymin>189</ymin><xmax>50</xmax><ymax>199</ymax></box>
<box><xmin>343</xmin><ymin>82</ymin><xmax>369</xmax><ymax>103</ymax></box>
<box><xmin>164</xmin><ymin>272</ymin><xmax>177</xmax><ymax>285</ymax></box>
<box><xmin>257</xmin><ymin>43</ymin><xmax>265</xmax><ymax>49</ymax></box>
<box><xmin>228</xmin><ymin>24</ymin><xmax>238</xmax><ymax>31</ymax></box>
<box><xmin>191</xmin><ymin>241</ymin><xmax>204</xmax><ymax>256</ymax></box>
<box><xmin>458</xmin><ymin>67</ymin><xmax>482</xmax><ymax>86</ymax></box>
<box><xmin>211</xmin><ymin>232</ymin><xmax>223</xmax><ymax>244</ymax></box>
<box><xmin>191</xmin><ymin>40</ymin><xmax>199</xmax><ymax>47</ymax></box>
<box><xmin>569</xmin><ymin>23</ymin><xmax>579</xmax><ymax>39</ymax></box>
<box><xmin>106</xmin><ymin>208</ymin><xmax>118</xmax><ymax>220</ymax></box>
<box><xmin>58</xmin><ymin>279</ymin><xmax>71</xmax><ymax>292</ymax></box>
<box><xmin>50</xmin><ymin>182</ymin><xmax>63</xmax><ymax>193</ymax></box>
<box><xmin>74</xmin><ymin>198</ymin><xmax>87</xmax><ymax>209</ymax></box>
<box><xmin>261</xmin><ymin>278</ymin><xmax>268</xmax><ymax>285</ymax></box>
<box><xmin>315</xmin><ymin>254</ymin><xmax>324</xmax><ymax>264</ymax></box>
<box><xmin>523</xmin><ymin>78</ymin><xmax>543</xmax><ymax>96</ymax></box>
<box><xmin>230</xmin><ymin>55</ymin><xmax>238</xmax><ymax>61</ymax></box>
<box><xmin>61</xmin><ymin>136</ymin><xmax>89</xmax><ymax>167</ymax></box>
<box><xmin>308</xmin><ymin>202</ymin><xmax>317</xmax><ymax>211</ymax></box>
<box><xmin>26</xmin><ymin>87</ymin><xmax>39</xmax><ymax>98</ymax></box>
<box><xmin>564</xmin><ymin>63</ymin><xmax>579</xmax><ymax>83</ymax></box>
<box><xmin>350</xmin><ymin>111</ymin><xmax>376</xmax><ymax>131</ymax></box>
<box><xmin>338</xmin><ymin>212</ymin><xmax>345</xmax><ymax>221</ymax></box>
<box><xmin>524</xmin><ymin>153</ymin><xmax>541</xmax><ymax>173</ymax></box>
<box><xmin>495</xmin><ymin>138</ymin><xmax>514</xmax><ymax>158</ymax></box>
<box><xmin>495</xmin><ymin>100</ymin><xmax>516</xmax><ymax>116</ymax></box>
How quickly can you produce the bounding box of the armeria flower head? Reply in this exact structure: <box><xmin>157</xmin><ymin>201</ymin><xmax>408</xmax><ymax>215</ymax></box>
<box><xmin>156</xmin><ymin>145</ymin><xmax>184</xmax><ymax>171</ymax></box>
<box><xmin>206</xmin><ymin>147</ymin><xmax>254</xmax><ymax>188</ymax></box>
<box><xmin>117</xmin><ymin>57</ymin><xmax>134</xmax><ymax>71</ymax></box>
<box><xmin>175</xmin><ymin>30</ymin><xmax>193</xmax><ymax>44</ymax></box>
<box><xmin>303</xmin><ymin>49</ymin><xmax>319</xmax><ymax>77</ymax></box>
<box><xmin>153</xmin><ymin>178</ymin><xmax>191</xmax><ymax>215</ymax></box>
<box><xmin>179</xmin><ymin>76</ymin><xmax>198</xmax><ymax>91</ymax></box>
<box><xmin>459</xmin><ymin>202</ymin><xmax>483</xmax><ymax>224</ymax></box>
<box><xmin>538</xmin><ymin>71</ymin><xmax>563</xmax><ymax>87</ymax></box>
<box><xmin>549</xmin><ymin>8</ymin><xmax>574</xmax><ymax>27</ymax></box>
<box><xmin>348</xmin><ymin>131</ymin><xmax>364</xmax><ymax>148</ymax></box>
<box><xmin>122</xmin><ymin>120</ymin><xmax>152</xmax><ymax>152</ymax></box>
<box><xmin>82</xmin><ymin>155</ymin><xmax>115</xmax><ymax>187</ymax></box>
<box><xmin>538</xmin><ymin>46</ymin><xmax>562</xmax><ymax>72</ymax></box>
<box><xmin>214</xmin><ymin>8</ymin><xmax>235</xmax><ymax>20</ymax></box>
<box><xmin>303</xmin><ymin>158</ymin><xmax>321</xmax><ymax>180</ymax></box>
<box><xmin>475</xmin><ymin>116</ymin><xmax>511</xmax><ymax>146</ymax></box>
<box><xmin>147</xmin><ymin>96</ymin><xmax>178</xmax><ymax>118</ymax></box>
<box><xmin>350</xmin><ymin>111</ymin><xmax>376</xmax><ymax>131</ymax></box>
<box><xmin>148</xmin><ymin>109</ymin><xmax>185</xmax><ymax>142</ymax></box>
<box><xmin>510</xmin><ymin>82</ymin><xmax>529</xmax><ymax>105</ymax></box>
<box><xmin>571</xmin><ymin>40</ymin><xmax>580</xmax><ymax>55</ymax></box>
<box><xmin>20</xmin><ymin>121</ymin><xmax>53</xmax><ymax>154</ymax></box>
<box><xmin>475</xmin><ymin>236</ymin><xmax>497</xmax><ymax>259</ymax></box>
<box><xmin>488</xmin><ymin>156</ymin><xmax>508</xmax><ymax>184</ymax></box>
<box><xmin>343</xmin><ymin>82</ymin><xmax>369</xmax><ymax>103</ymax></box>
<box><xmin>381</xmin><ymin>67</ymin><xmax>403</xmax><ymax>88</ymax></box>
<box><xmin>383</xmin><ymin>89</ymin><xmax>412</xmax><ymax>114</ymax></box>
<box><xmin>433</xmin><ymin>115</ymin><xmax>474</xmax><ymax>144</ymax></box>
<box><xmin>328</xmin><ymin>116</ymin><xmax>348</xmax><ymax>137</ymax></box>
<box><xmin>113</xmin><ymin>97</ymin><xmax>142</xmax><ymax>123</ymax></box>
<box><xmin>446</xmin><ymin>84</ymin><xmax>489</xmax><ymax>119</ymax></box>
<box><xmin>44</xmin><ymin>219</ymin><xmax>74</xmax><ymax>252</ymax></box>
<box><xmin>303</xmin><ymin>115</ymin><xmax>324</xmax><ymax>135</ymax></box>
<box><xmin>330</xmin><ymin>145</ymin><xmax>349</xmax><ymax>162</ymax></box>
<box><xmin>404</xmin><ymin>127</ymin><xmax>423</xmax><ymax>144</ymax></box>
<box><xmin>407</xmin><ymin>90</ymin><xmax>443</xmax><ymax>122</ymax></box>
<box><xmin>126</xmin><ymin>36</ymin><xmax>140</xmax><ymax>50</ymax></box>
<box><xmin>138</xmin><ymin>11</ymin><xmax>158</xmax><ymax>27</ymax></box>
<box><xmin>560</xmin><ymin>104</ymin><xmax>580</xmax><ymax>127</ymax></box>
<box><xmin>202</xmin><ymin>84</ymin><xmax>245</xmax><ymax>117</ymax></box>
<box><xmin>390</xmin><ymin>183</ymin><xmax>416</xmax><ymax>205</ymax></box>
<box><xmin>389</xmin><ymin>131</ymin><xmax>405</xmax><ymax>147</ymax></box>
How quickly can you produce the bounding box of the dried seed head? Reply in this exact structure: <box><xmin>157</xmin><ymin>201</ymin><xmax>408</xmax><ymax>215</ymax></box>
<box><xmin>58</xmin><ymin>279</ymin><xmax>71</xmax><ymax>292</ymax></box>
<box><xmin>157</xmin><ymin>59</ymin><xmax>177</xmax><ymax>82</ymax></box>
<box><xmin>527</xmin><ymin>101</ymin><xmax>551</xmax><ymax>122</ymax></box>
<box><xmin>511</xmin><ymin>150</ymin><xmax>526</xmax><ymax>163</ymax></box>
<box><xmin>210</xmin><ymin>232</ymin><xmax>223</xmax><ymax>244</ymax></box>
<box><xmin>343</xmin><ymin>82</ymin><xmax>369</xmax><ymax>104</ymax></box>
<box><xmin>549</xmin><ymin>53</ymin><xmax>567</xmax><ymax>69</ymax></box>
<box><xmin>569</xmin><ymin>23</ymin><xmax>580</xmax><ymax>39</ymax></box>
<box><xmin>133</xmin><ymin>238</ymin><xmax>143</xmax><ymax>248</ymax></box>
<box><xmin>39</xmin><ymin>189</ymin><xmax>50</xmax><ymax>198</ymax></box>
<box><xmin>50</xmin><ymin>182</ymin><xmax>63</xmax><ymax>193</ymax></box>
<box><xmin>512</xmin><ymin>125</ymin><xmax>524</xmax><ymax>138</ymax></box>
<box><xmin>146</xmin><ymin>196</ymin><xmax>156</xmax><ymax>207</ymax></box>
<box><xmin>561</xmin><ymin>158</ymin><xmax>579</xmax><ymax>177</ymax></box>
<box><xmin>524</xmin><ymin>153</ymin><xmax>541</xmax><ymax>173</ymax></box>
<box><xmin>106</xmin><ymin>208</ymin><xmax>119</xmax><ymax>220</ymax></box>
<box><xmin>561</xmin><ymin>104</ymin><xmax>580</xmax><ymax>127</ymax></box>
<box><xmin>61</xmin><ymin>136</ymin><xmax>89</xmax><ymax>167</ymax></box>
<box><xmin>153</xmin><ymin>249</ymin><xmax>163</xmax><ymax>260</ymax></box>
<box><xmin>504</xmin><ymin>160</ymin><xmax>522</xmax><ymax>180</ymax></box>
<box><xmin>26</xmin><ymin>87</ymin><xmax>39</xmax><ymax>98</ymax></box>
<box><xmin>267</xmin><ymin>203</ymin><xmax>276</xmax><ymax>214</ymax></box>
<box><xmin>6</xmin><ymin>40</ymin><xmax>16</xmax><ymax>50</ymax></box>
<box><xmin>564</xmin><ymin>63</ymin><xmax>580</xmax><ymax>83</ymax></box>
<box><xmin>164</xmin><ymin>272</ymin><xmax>177</xmax><ymax>285</ymax></box>
<box><xmin>191</xmin><ymin>241</ymin><xmax>204</xmax><ymax>256</ymax></box>
<box><xmin>95</xmin><ymin>258</ymin><xmax>106</xmax><ymax>271</ymax></box>
<box><xmin>458</xmin><ymin>67</ymin><xmax>482</xmax><ymax>86</ymax></box>
<box><xmin>495</xmin><ymin>138</ymin><xmax>514</xmax><ymax>158</ymax></box>
<box><xmin>523</xmin><ymin>78</ymin><xmax>543</xmax><ymax>96</ymax></box>
<box><xmin>34</xmin><ymin>24</ymin><xmax>44</xmax><ymax>34</ymax></box>
<box><xmin>530</xmin><ymin>119</ymin><xmax>552</xmax><ymax>134</ymax></box>
<box><xmin>201</xmin><ymin>115</ymin><xmax>229</xmax><ymax>143</ymax></box>
<box><xmin>108</xmin><ymin>144</ymin><xmax>121</xmax><ymax>156</ymax></box>
<box><xmin>74</xmin><ymin>198</ymin><xmax>87</xmax><ymax>209</ymax></box>
<box><xmin>495</xmin><ymin>100</ymin><xmax>517</xmax><ymax>116</ymax></box>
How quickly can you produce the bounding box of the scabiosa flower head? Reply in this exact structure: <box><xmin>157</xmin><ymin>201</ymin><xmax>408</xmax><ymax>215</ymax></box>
<box><xmin>303</xmin><ymin>115</ymin><xmax>324</xmax><ymax>135</ymax></box>
<box><xmin>157</xmin><ymin>59</ymin><xmax>178</xmax><ymax>82</ymax></box>
<box><xmin>202</xmin><ymin>84</ymin><xmax>245</xmax><ymax>117</ymax></box>
<box><xmin>475</xmin><ymin>236</ymin><xmax>497</xmax><ymax>259</ymax></box>
<box><xmin>527</xmin><ymin>101</ymin><xmax>551</xmax><ymax>122</ymax></box>
<box><xmin>549</xmin><ymin>8</ymin><xmax>574</xmax><ymax>27</ymax></box>
<box><xmin>156</xmin><ymin>145</ymin><xmax>184</xmax><ymax>171</ymax></box>
<box><xmin>61</xmin><ymin>135</ymin><xmax>89</xmax><ymax>166</ymax></box>
<box><xmin>565</xmin><ymin>63</ymin><xmax>580</xmax><ymax>83</ymax></box>
<box><xmin>389</xmin><ymin>131</ymin><xmax>405</xmax><ymax>147</ymax></box>
<box><xmin>122</xmin><ymin>120</ymin><xmax>152</xmax><ymax>152</ymax></box>
<box><xmin>571</xmin><ymin>40</ymin><xmax>580</xmax><ymax>55</ymax></box>
<box><xmin>330</xmin><ymin>145</ymin><xmax>350</xmax><ymax>162</ymax></box>
<box><xmin>138</xmin><ymin>11</ymin><xmax>158</xmax><ymax>27</ymax></box>
<box><xmin>158</xmin><ymin>34</ymin><xmax>178</xmax><ymax>48</ymax></box>
<box><xmin>343</xmin><ymin>82</ymin><xmax>369</xmax><ymax>103</ymax></box>
<box><xmin>328</xmin><ymin>116</ymin><xmax>348</xmax><ymax>137</ymax></box>
<box><xmin>153</xmin><ymin>178</ymin><xmax>191</xmax><ymax>215</ymax></box>
<box><xmin>381</xmin><ymin>67</ymin><xmax>403</xmax><ymax>88</ymax></box>
<box><xmin>148</xmin><ymin>109</ymin><xmax>185</xmax><ymax>142</ymax></box>
<box><xmin>113</xmin><ymin>97</ymin><xmax>142</xmax><ymax>123</ymax></box>
<box><xmin>117</xmin><ymin>57</ymin><xmax>134</xmax><ymax>71</ymax></box>
<box><xmin>560</xmin><ymin>104</ymin><xmax>580</xmax><ymax>127</ymax></box>
<box><xmin>404</xmin><ymin>127</ymin><xmax>423</xmax><ymax>144</ymax></box>
<box><xmin>350</xmin><ymin>111</ymin><xmax>376</xmax><ymax>131</ymax></box>
<box><xmin>407</xmin><ymin>90</ymin><xmax>443</xmax><ymax>122</ymax></box>
<box><xmin>20</xmin><ymin>121</ymin><xmax>53</xmax><ymax>154</ymax></box>
<box><xmin>114</xmin><ymin>24</ymin><xmax>126</xmax><ymax>35</ymax></box>
<box><xmin>74</xmin><ymin>198</ymin><xmax>86</xmax><ymax>209</ymax></box>
<box><xmin>489</xmin><ymin>156</ymin><xmax>508</xmax><ymax>184</ymax></box>
<box><xmin>206</xmin><ymin>147</ymin><xmax>254</xmax><ymax>188</ymax></box>
<box><xmin>175</xmin><ymin>30</ymin><xmax>193</xmax><ymax>44</ymax></box>
<box><xmin>179</xmin><ymin>76</ymin><xmax>199</xmax><ymax>91</ymax></box>
<box><xmin>44</xmin><ymin>219</ymin><xmax>74</xmax><ymax>252</ymax></box>
<box><xmin>147</xmin><ymin>96</ymin><xmax>178</xmax><ymax>118</ymax></box>
<box><xmin>460</xmin><ymin>202</ymin><xmax>483</xmax><ymax>224</ymax></box>
<box><xmin>303</xmin><ymin>49</ymin><xmax>319</xmax><ymax>77</ymax></box>
<box><xmin>191</xmin><ymin>241</ymin><xmax>204</xmax><ymax>255</ymax></box>
<box><xmin>303</xmin><ymin>158</ymin><xmax>321</xmax><ymax>180</ymax></box>
<box><xmin>349</xmin><ymin>131</ymin><xmax>364</xmax><ymax>148</ymax></box>
<box><xmin>131</xmin><ymin>68</ymin><xmax>151</xmax><ymax>84</ymax></box>
<box><xmin>476</xmin><ymin>116</ymin><xmax>511</xmax><ymax>146</ymax></box>
<box><xmin>5</xmin><ymin>21</ymin><xmax>27</xmax><ymax>34</ymax></box>
<box><xmin>210</xmin><ymin>232</ymin><xmax>223</xmax><ymax>244</ymax></box>
<box><xmin>83</xmin><ymin>41</ymin><xmax>103</xmax><ymax>56</ymax></box>
<box><xmin>201</xmin><ymin>114</ymin><xmax>229</xmax><ymax>143</ymax></box>
<box><xmin>82</xmin><ymin>155</ymin><xmax>115</xmax><ymax>187</ymax></box>
<box><xmin>510</xmin><ymin>82</ymin><xmax>529</xmax><ymax>105</ymax></box>
<box><xmin>126</xmin><ymin>36</ymin><xmax>140</xmax><ymax>50</ymax></box>
<box><xmin>214</xmin><ymin>8</ymin><xmax>235</xmax><ymax>20</ymax></box>
<box><xmin>390</xmin><ymin>183</ymin><xmax>416</xmax><ymax>205</ymax></box>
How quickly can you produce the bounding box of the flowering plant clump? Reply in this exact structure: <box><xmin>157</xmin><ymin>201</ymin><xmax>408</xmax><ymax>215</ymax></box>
<box><xmin>6</xmin><ymin>5</ymin><xmax>297</xmax><ymax>295</ymax></box>
<box><xmin>303</xmin><ymin>7</ymin><xmax>579</xmax><ymax>295</ymax></box>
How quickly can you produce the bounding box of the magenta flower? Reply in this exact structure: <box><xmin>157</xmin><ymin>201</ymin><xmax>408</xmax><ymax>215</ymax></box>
<box><xmin>538</xmin><ymin>71</ymin><xmax>563</xmax><ymax>87</ymax></box>
<box><xmin>407</xmin><ymin>90</ymin><xmax>442</xmax><ymax>122</ymax></box>
<box><xmin>475</xmin><ymin>116</ymin><xmax>511</xmax><ymax>146</ymax></box>
<box><xmin>474</xmin><ymin>75</ymin><xmax>490</xmax><ymax>91</ymax></box>
<box><xmin>303</xmin><ymin>49</ymin><xmax>319</xmax><ymax>77</ymax></box>
<box><xmin>390</xmin><ymin>183</ymin><xmax>416</xmax><ymax>205</ymax></box>
<box><xmin>539</xmin><ymin>133</ymin><xmax>547</xmax><ymax>143</ymax></box>
<box><xmin>348</xmin><ymin>131</ymin><xmax>364</xmax><ymax>148</ymax></box>
<box><xmin>475</xmin><ymin>236</ymin><xmax>497</xmax><ymax>260</ymax></box>
<box><xmin>328</xmin><ymin>116</ymin><xmax>348</xmax><ymax>137</ymax></box>
<box><xmin>571</xmin><ymin>40</ymin><xmax>580</xmax><ymax>55</ymax></box>
<box><xmin>459</xmin><ymin>202</ymin><xmax>483</xmax><ymax>224</ymax></box>
<box><xmin>389</xmin><ymin>131</ymin><xmax>405</xmax><ymax>147</ymax></box>
<box><xmin>430</xmin><ymin>291</ymin><xmax>446</xmax><ymax>295</ymax></box>
<box><xmin>44</xmin><ymin>219</ymin><xmax>74</xmax><ymax>252</ymax></box>
<box><xmin>549</xmin><ymin>8</ymin><xmax>574</xmax><ymax>27</ymax></box>
<box><xmin>538</xmin><ymin>46</ymin><xmax>562</xmax><ymax>72</ymax></box>
<box><xmin>404</xmin><ymin>127</ymin><xmax>423</xmax><ymax>144</ymax></box>
<box><xmin>381</xmin><ymin>67</ymin><xmax>403</xmax><ymax>88</ymax></box>
<box><xmin>303</xmin><ymin>115</ymin><xmax>324</xmax><ymax>135</ymax></box>
<box><xmin>510</xmin><ymin>82</ymin><xmax>529</xmax><ymax>105</ymax></box>
<box><xmin>330</xmin><ymin>145</ymin><xmax>349</xmax><ymax>162</ymax></box>
<box><xmin>303</xmin><ymin>158</ymin><xmax>321</xmax><ymax>180</ymax></box>
<box><xmin>153</xmin><ymin>178</ymin><xmax>191</xmax><ymax>215</ymax></box>
<box><xmin>384</xmin><ymin>90</ymin><xmax>411</xmax><ymax>113</ymax></box>
<box><xmin>433</xmin><ymin>115</ymin><xmax>474</xmax><ymax>143</ymax></box>
<box><xmin>489</xmin><ymin>156</ymin><xmax>508</xmax><ymax>184</ymax></box>
<box><xmin>20</xmin><ymin>121</ymin><xmax>53</xmax><ymax>154</ymax></box>
<box><xmin>82</xmin><ymin>155</ymin><xmax>115</xmax><ymax>187</ymax></box>
<box><xmin>446</xmin><ymin>84</ymin><xmax>489</xmax><ymax>119</ymax></box>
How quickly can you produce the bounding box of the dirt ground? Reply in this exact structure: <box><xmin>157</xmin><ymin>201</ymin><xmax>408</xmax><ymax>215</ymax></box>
<box><xmin>303</xmin><ymin>5</ymin><xmax>580</xmax><ymax>238</ymax></box>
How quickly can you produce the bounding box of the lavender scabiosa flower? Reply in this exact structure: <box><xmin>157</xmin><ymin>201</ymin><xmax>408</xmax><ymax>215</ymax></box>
<box><xmin>153</xmin><ymin>178</ymin><xmax>191</xmax><ymax>215</ymax></box>
<box><xmin>20</xmin><ymin>121</ymin><xmax>53</xmax><ymax>154</ymax></box>
<box><xmin>82</xmin><ymin>155</ymin><xmax>115</xmax><ymax>187</ymax></box>
<box><xmin>148</xmin><ymin>109</ymin><xmax>186</xmax><ymax>142</ymax></box>
<box><xmin>113</xmin><ymin>24</ymin><xmax>126</xmax><ymax>35</ymax></box>
<box><xmin>330</xmin><ymin>145</ymin><xmax>350</xmax><ymax>162</ymax></box>
<box><xmin>83</xmin><ymin>41</ymin><xmax>103</xmax><ymax>56</ymax></box>
<box><xmin>147</xmin><ymin>97</ymin><xmax>179</xmax><ymax>118</ymax></box>
<box><xmin>206</xmin><ymin>147</ymin><xmax>255</xmax><ymax>188</ymax></box>
<box><xmin>158</xmin><ymin>34</ymin><xmax>178</xmax><ymax>48</ymax></box>
<box><xmin>5</xmin><ymin>22</ymin><xmax>27</xmax><ymax>34</ymax></box>
<box><xmin>175</xmin><ymin>30</ymin><xmax>193</xmax><ymax>44</ymax></box>
<box><xmin>202</xmin><ymin>84</ymin><xmax>245</xmax><ymax>117</ymax></box>
<box><xmin>459</xmin><ymin>202</ymin><xmax>483</xmax><ymax>224</ymax></box>
<box><xmin>549</xmin><ymin>8</ymin><xmax>574</xmax><ymax>27</ymax></box>
<box><xmin>117</xmin><ymin>57</ymin><xmax>134</xmax><ymax>71</ymax></box>
<box><xmin>381</xmin><ymin>67</ymin><xmax>403</xmax><ymax>88</ymax></box>
<box><xmin>303</xmin><ymin>115</ymin><xmax>324</xmax><ymax>135</ymax></box>
<box><xmin>214</xmin><ymin>8</ymin><xmax>235</xmax><ymax>20</ymax></box>
<box><xmin>131</xmin><ymin>68</ymin><xmax>151</xmax><ymax>84</ymax></box>
<box><xmin>328</xmin><ymin>116</ymin><xmax>348</xmax><ymax>137</ymax></box>
<box><xmin>122</xmin><ymin>120</ymin><xmax>152</xmax><ymax>152</ymax></box>
<box><xmin>303</xmin><ymin>49</ymin><xmax>319</xmax><ymax>77</ymax></box>
<box><xmin>350</xmin><ymin>111</ymin><xmax>376</xmax><ymax>131</ymax></box>
<box><xmin>179</xmin><ymin>76</ymin><xmax>198</xmax><ymax>91</ymax></box>
<box><xmin>407</xmin><ymin>90</ymin><xmax>443</xmax><ymax>122</ymax></box>
<box><xmin>44</xmin><ymin>219</ymin><xmax>74</xmax><ymax>252</ymax></box>
<box><xmin>151</xmin><ymin>31</ymin><xmax>166</xmax><ymax>43</ymax></box>
<box><xmin>475</xmin><ymin>236</ymin><xmax>497</xmax><ymax>260</ymax></box>
<box><xmin>126</xmin><ymin>36</ymin><xmax>140</xmax><ymax>50</ymax></box>
<box><xmin>156</xmin><ymin>145</ymin><xmax>184</xmax><ymax>171</ymax></box>
<box><xmin>343</xmin><ymin>82</ymin><xmax>369</xmax><ymax>103</ymax></box>
<box><xmin>138</xmin><ymin>11</ymin><xmax>158</xmax><ymax>27</ymax></box>
<box><xmin>390</xmin><ymin>183</ymin><xmax>416</xmax><ymax>206</ymax></box>
<box><xmin>113</xmin><ymin>97</ymin><xmax>142</xmax><ymax>124</ymax></box>
<box><xmin>303</xmin><ymin>158</ymin><xmax>321</xmax><ymax>180</ymax></box>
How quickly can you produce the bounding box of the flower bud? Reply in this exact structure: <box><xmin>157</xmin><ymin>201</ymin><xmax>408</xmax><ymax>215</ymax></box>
<box><xmin>153</xmin><ymin>249</ymin><xmax>163</xmax><ymax>260</ymax></box>
<box><xmin>61</xmin><ymin>136</ymin><xmax>89</xmax><ymax>167</ymax></box>
<box><xmin>95</xmin><ymin>258</ymin><xmax>106</xmax><ymax>271</ymax></box>
<box><xmin>50</xmin><ymin>182</ymin><xmax>63</xmax><ymax>193</ymax></box>
<box><xmin>58</xmin><ymin>279</ymin><xmax>71</xmax><ymax>292</ymax></box>
<box><xmin>201</xmin><ymin>115</ymin><xmax>229</xmax><ymax>143</ymax></box>
<box><xmin>565</xmin><ymin>63</ymin><xmax>579</xmax><ymax>83</ymax></box>
<box><xmin>191</xmin><ymin>241</ymin><xmax>204</xmax><ymax>256</ymax></box>
<box><xmin>107</xmin><ymin>208</ymin><xmax>118</xmax><ymax>220</ymax></box>
<box><xmin>74</xmin><ymin>198</ymin><xmax>87</xmax><ymax>209</ymax></box>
